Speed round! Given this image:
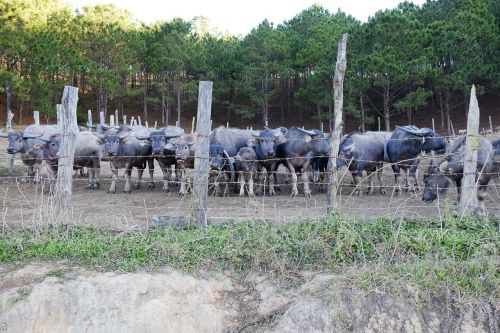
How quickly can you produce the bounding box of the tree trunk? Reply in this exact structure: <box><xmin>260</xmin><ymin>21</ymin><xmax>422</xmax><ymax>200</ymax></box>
<box><xmin>406</xmin><ymin>107</ymin><xmax>412</xmax><ymax>124</ymax></box>
<box><xmin>436</xmin><ymin>89</ymin><xmax>445</xmax><ymax>129</ymax></box>
<box><xmin>263</xmin><ymin>70</ymin><xmax>269</xmax><ymax>127</ymax></box>
<box><xmin>143</xmin><ymin>72</ymin><xmax>148</xmax><ymax>122</ymax></box>
<box><xmin>359</xmin><ymin>93</ymin><xmax>365</xmax><ymax>132</ymax></box>
<box><xmin>18</xmin><ymin>101</ymin><xmax>23</xmax><ymax>125</ymax></box>
<box><xmin>177</xmin><ymin>86</ymin><xmax>181</xmax><ymax>126</ymax></box>
<box><xmin>5</xmin><ymin>81</ymin><xmax>12</xmax><ymax>126</ymax></box>
<box><xmin>383</xmin><ymin>87</ymin><xmax>390</xmax><ymax>131</ymax></box>
<box><xmin>445</xmin><ymin>89</ymin><xmax>451</xmax><ymax>135</ymax></box>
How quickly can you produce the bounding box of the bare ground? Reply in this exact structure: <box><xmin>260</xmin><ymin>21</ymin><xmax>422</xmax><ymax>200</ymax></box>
<box><xmin>0</xmin><ymin>138</ymin><xmax>499</xmax><ymax>232</ymax></box>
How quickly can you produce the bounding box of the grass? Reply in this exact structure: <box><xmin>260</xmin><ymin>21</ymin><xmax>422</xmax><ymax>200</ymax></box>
<box><xmin>0</xmin><ymin>213</ymin><xmax>498</xmax><ymax>300</ymax></box>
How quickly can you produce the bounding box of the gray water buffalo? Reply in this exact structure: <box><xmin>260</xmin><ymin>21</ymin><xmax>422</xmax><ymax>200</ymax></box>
<box><xmin>135</xmin><ymin>126</ymin><xmax>184</xmax><ymax>192</ymax></box>
<box><xmin>37</xmin><ymin>130</ymin><xmax>102</xmax><ymax>189</ymax></box>
<box><xmin>247</xmin><ymin>128</ymin><xmax>285</xmax><ymax>196</ymax></box>
<box><xmin>278</xmin><ymin>127</ymin><xmax>331</xmax><ymax>197</ymax></box>
<box><xmin>422</xmin><ymin>136</ymin><xmax>494</xmax><ymax>213</ymax></box>
<box><xmin>209</xmin><ymin>126</ymin><xmax>255</xmax><ymax>196</ymax></box>
<box><xmin>169</xmin><ymin>133</ymin><xmax>197</xmax><ymax>195</ymax></box>
<box><xmin>234</xmin><ymin>147</ymin><xmax>259</xmax><ymax>197</ymax></box>
<box><xmin>100</xmin><ymin>125</ymin><xmax>154</xmax><ymax>193</ymax></box>
<box><xmin>337</xmin><ymin>131</ymin><xmax>392</xmax><ymax>196</ymax></box>
<box><xmin>386</xmin><ymin>125</ymin><xmax>446</xmax><ymax>195</ymax></box>
<box><xmin>0</xmin><ymin>125</ymin><xmax>60</xmax><ymax>182</ymax></box>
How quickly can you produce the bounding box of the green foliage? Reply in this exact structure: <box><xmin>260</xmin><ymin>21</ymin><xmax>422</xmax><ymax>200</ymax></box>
<box><xmin>1</xmin><ymin>0</ymin><xmax>499</xmax><ymax>126</ymax></box>
<box><xmin>0</xmin><ymin>215</ymin><xmax>498</xmax><ymax>298</ymax></box>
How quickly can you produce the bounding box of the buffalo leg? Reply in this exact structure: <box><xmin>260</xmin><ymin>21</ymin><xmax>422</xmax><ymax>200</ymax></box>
<box><xmin>158</xmin><ymin>160</ymin><xmax>169</xmax><ymax>192</ymax></box>
<box><xmin>179</xmin><ymin>169</ymin><xmax>187</xmax><ymax>196</ymax></box>
<box><xmin>407</xmin><ymin>159</ymin><xmax>420</xmax><ymax>194</ymax></box>
<box><xmin>238</xmin><ymin>172</ymin><xmax>245</xmax><ymax>197</ymax></box>
<box><xmin>134</xmin><ymin>166</ymin><xmax>144</xmax><ymax>189</ymax></box>
<box><xmin>286</xmin><ymin>161</ymin><xmax>299</xmax><ymax>197</ymax></box>
<box><xmin>170</xmin><ymin>165</ymin><xmax>177</xmax><ymax>186</ymax></box>
<box><xmin>147</xmin><ymin>158</ymin><xmax>155</xmax><ymax>188</ymax></box>
<box><xmin>366</xmin><ymin>171</ymin><xmax>374</xmax><ymax>195</ymax></box>
<box><xmin>223</xmin><ymin>172</ymin><xmax>230</xmax><ymax>197</ymax></box>
<box><xmin>392</xmin><ymin>164</ymin><xmax>402</xmax><ymax>195</ymax></box>
<box><xmin>108</xmin><ymin>163</ymin><xmax>118</xmax><ymax>194</ymax></box>
<box><xmin>248</xmin><ymin>173</ymin><xmax>255</xmax><ymax>197</ymax></box>
<box><xmin>376</xmin><ymin>165</ymin><xmax>386</xmax><ymax>195</ymax></box>
<box><xmin>124</xmin><ymin>167</ymin><xmax>133</xmax><ymax>193</ymax></box>
<box><xmin>302</xmin><ymin>170</ymin><xmax>312</xmax><ymax>197</ymax></box>
<box><xmin>352</xmin><ymin>171</ymin><xmax>362</xmax><ymax>196</ymax></box>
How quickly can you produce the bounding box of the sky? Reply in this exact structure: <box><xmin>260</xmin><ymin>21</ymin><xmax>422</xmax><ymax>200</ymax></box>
<box><xmin>66</xmin><ymin>0</ymin><xmax>427</xmax><ymax>36</ymax></box>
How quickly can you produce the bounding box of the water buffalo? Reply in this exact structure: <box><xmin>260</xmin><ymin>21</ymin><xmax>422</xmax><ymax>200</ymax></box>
<box><xmin>278</xmin><ymin>127</ymin><xmax>331</xmax><ymax>197</ymax></box>
<box><xmin>0</xmin><ymin>125</ymin><xmax>61</xmax><ymax>182</ymax></box>
<box><xmin>100</xmin><ymin>126</ymin><xmax>154</xmax><ymax>193</ymax></box>
<box><xmin>337</xmin><ymin>131</ymin><xmax>392</xmax><ymax>196</ymax></box>
<box><xmin>234</xmin><ymin>147</ymin><xmax>258</xmax><ymax>197</ymax></box>
<box><xmin>422</xmin><ymin>136</ymin><xmax>494</xmax><ymax>213</ymax></box>
<box><xmin>247</xmin><ymin>128</ymin><xmax>285</xmax><ymax>196</ymax></box>
<box><xmin>135</xmin><ymin>126</ymin><xmax>184</xmax><ymax>192</ymax></box>
<box><xmin>386</xmin><ymin>125</ymin><xmax>446</xmax><ymax>195</ymax></box>
<box><xmin>209</xmin><ymin>126</ymin><xmax>255</xmax><ymax>196</ymax></box>
<box><xmin>169</xmin><ymin>133</ymin><xmax>197</xmax><ymax>195</ymax></box>
<box><xmin>36</xmin><ymin>130</ymin><xmax>102</xmax><ymax>189</ymax></box>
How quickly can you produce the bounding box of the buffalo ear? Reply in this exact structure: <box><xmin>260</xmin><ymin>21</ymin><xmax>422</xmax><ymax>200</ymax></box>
<box><xmin>247</xmin><ymin>138</ymin><xmax>256</xmax><ymax>148</ymax></box>
<box><xmin>304</xmin><ymin>135</ymin><xmax>312</xmax><ymax>143</ymax></box>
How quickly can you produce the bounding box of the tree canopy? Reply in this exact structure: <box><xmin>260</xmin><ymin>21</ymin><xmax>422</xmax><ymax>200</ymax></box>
<box><xmin>1</xmin><ymin>0</ymin><xmax>499</xmax><ymax>132</ymax></box>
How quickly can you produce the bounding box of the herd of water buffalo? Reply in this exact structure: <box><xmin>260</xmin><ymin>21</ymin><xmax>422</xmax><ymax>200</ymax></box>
<box><xmin>1</xmin><ymin>123</ymin><xmax>499</xmax><ymax>209</ymax></box>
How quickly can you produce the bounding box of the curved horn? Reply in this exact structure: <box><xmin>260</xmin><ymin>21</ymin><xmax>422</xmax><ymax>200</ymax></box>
<box><xmin>297</xmin><ymin>127</ymin><xmax>316</xmax><ymax>136</ymax></box>
<box><xmin>250</xmin><ymin>130</ymin><xmax>260</xmax><ymax>137</ymax></box>
<box><xmin>22</xmin><ymin>132</ymin><xmax>44</xmax><ymax>139</ymax></box>
<box><xmin>396</xmin><ymin>125</ymin><xmax>431</xmax><ymax>137</ymax></box>
<box><xmin>135</xmin><ymin>133</ymin><xmax>151</xmax><ymax>140</ymax></box>
<box><xmin>438</xmin><ymin>161</ymin><xmax>448</xmax><ymax>173</ymax></box>
<box><xmin>273</xmin><ymin>129</ymin><xmax>282</xmax><ymax>138</ymax></box>
<box><xmin>0</xmin><ymin>130</ymin><xmax>8</xmax><ymax>138</ymax></box>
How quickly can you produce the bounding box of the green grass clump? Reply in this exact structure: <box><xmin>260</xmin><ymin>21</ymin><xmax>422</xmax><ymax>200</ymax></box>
<box><xmin>0</xmin><ymin>214</ymin><xmax>498</xmax><ymax>299</ymax></box>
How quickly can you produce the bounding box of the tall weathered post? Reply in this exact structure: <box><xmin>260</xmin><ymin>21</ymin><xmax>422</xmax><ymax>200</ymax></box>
<box><xmin>33</xmin><ymin>111</ymin><xmax>40</xmax><ymax>126</ymax></box>
<box><xmin>327</xmin><ymin>33</ymin><xmax>348</xmax><ymax>214</ymax></box>
<box><xmin>191</xmin><ymin>81</ymin><xmax>213</xmax><ymax>228</ymax></box>
<box><xmin>87</xmin><ymin>110</ymin><xmax>93</xmax><ymax>128</ymax></box>
<box><xmin>56</xmin><ymin>104</ymin><xmax>63</xmax><ymax>128</ymax></box>
<box><xmin>458</xmin><ymin>85</ymin><xmax>480</xmax><ymax>215</ymax></box>
<box><xmin>99</xmin><ymin>111</ymin><xmax>105</xmax><ymax>125</ymax></box>
<box><xmin>54</xmin><ymin>86</ymin><xmax>79</xmax><ymax>221</ymax></box>
<box><xmin>5</xmin><ymin>86</ymin><xmax>14</xmax><ymax>173</ymax></box>
<box><xmin>115</xmin><ymin>110</ymin><xmax>119</xmax><ymax>126</ymax></box>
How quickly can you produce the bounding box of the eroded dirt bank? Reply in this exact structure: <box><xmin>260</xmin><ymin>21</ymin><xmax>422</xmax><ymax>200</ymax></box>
<box><xmin>0</xmin><ymin>263</ymin><xmax>497</xmax><ymax>333</ymax></box>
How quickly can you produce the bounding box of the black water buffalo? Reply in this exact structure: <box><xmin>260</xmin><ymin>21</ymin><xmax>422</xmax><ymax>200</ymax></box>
<box><xmin>247</xmin><ymin>128</ymin><xmax>285</xmax><ymax>196</ymax></box>
<box><xmin>135</xmin><ymin>126</ymin><xmax>184</xmax><ymax>192</ymax></box>
<box><xmin>0</xmin><ymin>125</ymin><xmax>60</xmax><ymax>182</ymax></box>
<box><xmin>37</xmin><ymin>130</ymin><xmax>102</xmax><ymax>189</ymax></box>
<box><xmin>100</xmin><ymin>126</ymin><xmax>154</xmax><ymax>193</ymax></box>
<box><xmin>422</xmin><ymin>136</ymin><xmax>494</xmax><ymax>213</ymax></box>
<box><xmin>209</xmin><ymin>126</ymin><xmax>255</xmax><ymax>196</ymax></box>
<box><xmin>337</xmin><ymin>131</ymin><xmax>392</xmax><ymax>196</ymax></box>
<box><xmin>386</xmin><ymin>125</ymin><xmax>446</xmax><ymax>195</ymax></box>
<box><xmin>169</xmin><ymin>133</ymin><xmax>197</xmax><ymax>195</ymax></box>
<box><xmin>492</xmin><ymin>139</ymin><xmax>500</xmax><ymax>156</ymax></box>
<box><xmin>234</xmin><ymin>147</ymin><xmax>259</xmax><ymax>197</ymax></box>
<box><xmin>278</xmin><ymin>127</ymin><xmax>331</xmax><ymax>197</ymax></box>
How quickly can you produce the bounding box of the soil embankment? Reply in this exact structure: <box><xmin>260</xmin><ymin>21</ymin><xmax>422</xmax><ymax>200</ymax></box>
<box><xmin>0</xmin><ymin>264</ymin><xmax>497</xmax><ymax>332</ymax></box>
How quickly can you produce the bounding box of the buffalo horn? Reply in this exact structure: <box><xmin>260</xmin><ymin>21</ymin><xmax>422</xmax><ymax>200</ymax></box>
<box><xmin>297</xmin><ymin>127</ymin><xmax>316</xmax><ymax>136</ymax></box>
<box><xmin>438</xmin><ymin>161</ymin><xmax>448</xmax><ymax>173</ymax></box>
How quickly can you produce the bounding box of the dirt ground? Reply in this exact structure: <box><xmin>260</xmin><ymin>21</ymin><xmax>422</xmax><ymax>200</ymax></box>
<box><xmin>0</xmin><ymin>137</ymin><xmax>499</xmax><ymax>231</ymax></box>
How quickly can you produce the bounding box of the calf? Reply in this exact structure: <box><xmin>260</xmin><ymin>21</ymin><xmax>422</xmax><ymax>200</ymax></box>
<box><xmin>422</xmin><ymin>136</ymin><xmax>494</xmax><ymax>213</ymax></box>
<box><xmin>234</xmin><ymin>147</ymin><xmax>258</xmax><ymax>197</ymax></box>
<box><xmin>169</xmin><ymin>133</ymin><xmax>197</xmax><ymax>195</ymax></box>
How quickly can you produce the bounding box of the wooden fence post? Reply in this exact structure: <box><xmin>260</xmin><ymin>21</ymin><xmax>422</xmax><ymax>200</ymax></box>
<box><xmin>327</xmin><ymin>33</ymin><xmax>347</xmax><ymax>214</ymax></box>
<box><xmin>191</xmin><ymin>81</ymin><xmax>213</xmax><ymax>228</ymax></box>
<box><xmin>99</xmin><ymin>111</ymin><xmax>105</xmax><ymax>125</ymax></box>
<box><xmin>33</xmin><ymin>111</ymin><xmax>40</xmax><ymax>126</ymax></box>
<box><xmin>450</xmin><ymin>120</ymin><xmax>456</xmax><ymax>137</ymax></box>
<box><xmin>130</xmin><ymin>116</ymin><xmax>134</xmax><ymax>126</ymax></box>
<box><xmin>154</xmin><ymin>121</ymin><xmax>157</xmax><ymax>129</ymax></box>
<box><xmin>432</xmin><ymin>118</ymin><xmax>435</xmax><ymax>132</ymax></box>
<box><xmin>54</xmin><ymin>86</ymin><xmax>79</xmax><ymax>221</ymax></box>
<box><xmin>377</xmin><ymin>117</ymin><xmax>381</xmax><ymax>131</ymax></box>
<box><xmin>109</xmin><ymin>115</ymin><xmax>115</xmax><ymax>127</ymax></box>
<box><xmin>489</xmin><ymin>115</ymin><xmax>493</xmax><ymax>133</ymax></box>
<box><xmin>56</xmin><ymin>104</ymin><xmax>63</xmax><ymax>127</ymax></box>
<box><xmin>123</xmin><ymin>115</ymin><xmax>127</xmax><ymax>126</ymax></box>
<box><xmin>138</xmin><ymin>116</ymin><xmax>142</xmax><ymax>126</ymax></box>
<box><xmin>458</xmin><ymin>85</ymin><xmax>480</xmax><ymax>216</ymax></box>
<box><xmin>192</xmin><ymin>117</ymin><xmax>196</xmax><ymax>133</ymax></box>
<box><xmin>87</xmin><ymin>110</ymin><xmax>92</xmax><ymax>128</ymax></box>
<box><xmin>6</xmin><ymin>108</ymin><xmax>14</xmax><ymax>174</ymax></box>
<box><xmin>115</xmin><ymin>110</ymin><xmax>119</xmax><ymax>126</ymax></box>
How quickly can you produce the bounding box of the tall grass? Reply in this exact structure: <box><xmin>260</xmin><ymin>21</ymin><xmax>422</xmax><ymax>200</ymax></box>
<box><xmin>0</xmin><ymin>214</ymin><xmax>498</xmax><ymax>299</ymax></box>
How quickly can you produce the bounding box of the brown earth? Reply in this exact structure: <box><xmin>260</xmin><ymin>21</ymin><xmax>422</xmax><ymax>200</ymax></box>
<box><xmin>0</xmin><ymin>137</ymin><xmax>499</xmax><ymax>232</ymax></box>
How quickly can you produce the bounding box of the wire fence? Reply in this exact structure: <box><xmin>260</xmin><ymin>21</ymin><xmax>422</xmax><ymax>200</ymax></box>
<box><xmin>1</xmin><ymin>134</ymin><xmax>499</xmax><ymax>233</ymax></box>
